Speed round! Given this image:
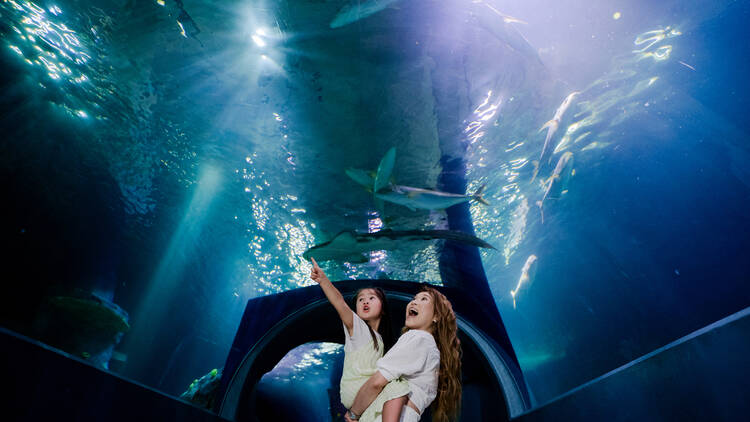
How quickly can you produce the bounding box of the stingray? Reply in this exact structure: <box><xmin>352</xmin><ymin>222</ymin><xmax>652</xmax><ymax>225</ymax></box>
<box><xmin>303</xmin><ymin>229</ymin><xmax>495</xmax><ymax>263</ymax></box>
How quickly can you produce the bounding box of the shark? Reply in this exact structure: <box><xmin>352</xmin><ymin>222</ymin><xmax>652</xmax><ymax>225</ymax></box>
<box><xmin>532</xmin><ymin>91</ymin><xmax>580</xmax><ymax>182</ymax></box>
<box><xmin>537</xmin><ymin>151</ymin><xmax>574</xmax><ymax>223</ymax></box>
<box><xmin>510</xmin><ymin>254</ymin><xmax>537</xmax><ymax>309</ymax></box>
<box><xmin>303</xmin><ymin>229</ymin><xmax>496</xmax><ymax>263</ymax></box>
<box><xmin>346</xmin><ymin>147</ymin><xmax>489</xmax><ymax>211</ymax></box>
<box><xmin>375</xmin><ymin>184</ymin><xmax>488</xmax><ymax>211</ymax></box>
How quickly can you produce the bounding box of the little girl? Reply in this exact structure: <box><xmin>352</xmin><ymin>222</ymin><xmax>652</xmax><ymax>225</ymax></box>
<box><xmin>310</xmin><ymin>258</ymin><xmax>410</xmax><ymax>422</ymax></box>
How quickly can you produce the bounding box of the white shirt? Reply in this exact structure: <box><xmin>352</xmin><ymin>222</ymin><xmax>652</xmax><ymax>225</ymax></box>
<box><xmin>376</xmin><ymin>329</ymin><xmax>440</xmax><ymax>415</ymax></box>
<box><xmin>343</xmin><ymin>310</ymin><xmax>382</xmax><ymax>352</ymax></box>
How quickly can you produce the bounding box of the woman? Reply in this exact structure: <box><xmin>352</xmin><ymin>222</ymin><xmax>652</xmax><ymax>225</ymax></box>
<box><xmin>345</xmin><ymin>286</ymin><xmax>462</xmax><ymax>422</ymax></box>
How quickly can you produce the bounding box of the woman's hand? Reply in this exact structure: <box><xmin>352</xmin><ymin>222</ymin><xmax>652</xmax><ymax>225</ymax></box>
<box><xmin>309</xmin><ymin>257</ymin><xmax>330</xmax><ymax>285</ymax></box>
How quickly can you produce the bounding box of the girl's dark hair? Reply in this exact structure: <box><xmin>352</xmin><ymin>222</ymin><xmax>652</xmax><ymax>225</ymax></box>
<box><xmin>351</xmin><ymin>287</ymin><xmax>394</xmax><ymax>352</ymax></box>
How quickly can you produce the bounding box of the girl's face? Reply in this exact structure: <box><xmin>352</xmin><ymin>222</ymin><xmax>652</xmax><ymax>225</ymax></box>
<box><xmin>405</xmin><ymin>291</ymin><xmax>436</xmax><ymax>332</ymax></box>
<box><xmin>356</xmin><ymin>289</ymin><xmax>383</xmax><ymax>321</ymax></box>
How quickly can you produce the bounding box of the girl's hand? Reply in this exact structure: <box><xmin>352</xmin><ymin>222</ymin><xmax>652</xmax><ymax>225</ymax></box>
<box><xmin>309</xmin><ymin>257</ymin><xmax>330</xmax><ymax>284</ymax></box>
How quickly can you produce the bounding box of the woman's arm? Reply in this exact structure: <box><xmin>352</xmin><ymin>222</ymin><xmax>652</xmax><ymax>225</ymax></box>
<box><xmin>347</xmin><ymin>371</ymin><xmax>388</xmax><ymax>420</ymax></box>
<box><xmin>382</xmin><ymin>395</ymin><xmax>408</xmax><ymax>422</ymax></box>
<box><xmin>309</xmin><ymin>257</ymin><xmax>354</xmax><ymax>333</ymax></box>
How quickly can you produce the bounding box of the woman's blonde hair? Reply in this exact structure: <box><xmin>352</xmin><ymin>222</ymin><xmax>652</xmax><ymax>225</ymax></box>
<box><xmin>418</xmin><ymin>285</ymin><xmax>462</xmax><ymax>422</ymax></box>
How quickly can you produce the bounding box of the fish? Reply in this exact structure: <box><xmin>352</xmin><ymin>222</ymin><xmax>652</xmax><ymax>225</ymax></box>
<box><xmin>517</xmin><ymin>350</ymin><xmax>566</xmax><ymax>370</ymax></box>
<box><xmin>472</xmin><ymin>0</ymin><xmax>528</xmax><ymax>25</ymax></box>
<box><xmin>303</xmin><ymin>229</ymin><xmax>496</xmax><ymax>263</ymax></box>
<box><xmin>534</xmin><ymin>91</ymin><xmax>580</xmax><ymax>178</ymax></box>
<box><xmin>375</xmin><ymin>184</ymin><xmax>489</xmax><ymax>211</ymax></box>
<box><xmin>174</xmin><ymin>1</ymin><xmax>204</xmax><ymax>47</ymax></box>
<box><xmin>468</xmin><ymin>1</ymin><xmax>540</xmax><ymax>66</ymax></box>
<box><xmin>330</xmin><ymin>0</ymin><xmax>401</xmax><ymax>29</ymax></box>
<box><xmin>374</xmin><ymin>147</ymin><xmax>396</xmax><ymax>193</ymax></box>
<box><xmin>678</xmin><ymin>61</ymin><xmax>696</xmax><ymax>71</ymax></box>
<box><xmin>536</xmin><ymin>151</ymin><xmax>574</xmax><ymax>223</ymax></box>
<box><xmin>346</xmin><ymin>147</ymin><xmax>396</xmax><ymax>193</ymax></box>
<box><xmin>510</xmin><ymin>254</ymin><xmax>537</xmax><ymax>309</ymax></box>
<box><xmin>346</xmin><ymin>147</ymin><xmax>489</xmax><ymax>211</ymax></box>
<box><xmin>345</xmin><ymin>168</ymin><xmax>377</xmax><ymax>191</ymax></box>
<box><xmin>581</xmin><ymin>141</ymin><xmax>610</xmax><ymax>151</ymax></box>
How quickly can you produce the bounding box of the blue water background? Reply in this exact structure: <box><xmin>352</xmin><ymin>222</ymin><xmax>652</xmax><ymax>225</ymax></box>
<box><xmin>1</xmin><ymin>0</ymin><xmax>749</xmax><ymax>407</ymax></box>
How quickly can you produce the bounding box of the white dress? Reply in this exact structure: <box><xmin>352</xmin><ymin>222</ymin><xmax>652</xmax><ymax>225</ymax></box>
<box><xmin>374</xmin><ymin>329</ymin><xmax>441</xmax><ymax>421</ymax></box>
<box><xmin>340</xmin><ymin>311</ymin><xmax>384</xmax><ymax>408</ymax></box>
<box><xmin>340</xmin><ymin>311</ymin><xmax>410</xmax><ymax>422</ymax></box>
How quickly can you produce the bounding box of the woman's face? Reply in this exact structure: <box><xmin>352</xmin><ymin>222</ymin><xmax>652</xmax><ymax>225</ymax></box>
<box><xmin>405</xmin><ymin>291</ymin><xmax>436</xmax><ymax>332</ymax></box>
<box><xmin>356</xmin><ymin>289</ymin><xmax>383</xmax><ymax>321</ymax></box>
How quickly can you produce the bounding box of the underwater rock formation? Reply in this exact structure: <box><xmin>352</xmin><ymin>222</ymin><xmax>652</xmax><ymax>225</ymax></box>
<box><xmin>34</xmin><ymin>290</ymin><xmax>129</xmax><ymax>369</ymax></box>
<box><xmin>180</xmin><ymin>368</ymin><xmax>222</xmax><ymax>410</ymax></box>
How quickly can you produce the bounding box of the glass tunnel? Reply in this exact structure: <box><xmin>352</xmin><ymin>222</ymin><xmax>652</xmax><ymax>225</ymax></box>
<box><xmin>1</xmin><ymin>0</ymin><xmax>749</xmax><ymax>421</ymax></box>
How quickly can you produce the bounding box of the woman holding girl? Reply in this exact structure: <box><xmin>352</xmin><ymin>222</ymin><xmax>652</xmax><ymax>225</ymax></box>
<box><xmin>310</xmin><ymin>258</ymin><xmax>412</xmax><ymax>422</ymax></box>
<box><xmin>344</xmin><ymin>285</ymin><xmax>462</xmax><ymax>422</ymax></box>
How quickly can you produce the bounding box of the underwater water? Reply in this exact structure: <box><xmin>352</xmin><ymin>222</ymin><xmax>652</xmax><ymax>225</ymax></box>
<box><xmin>1</xmin><ymin>0</ymin><xmax>749</xmax><ymax>410</ymax></box>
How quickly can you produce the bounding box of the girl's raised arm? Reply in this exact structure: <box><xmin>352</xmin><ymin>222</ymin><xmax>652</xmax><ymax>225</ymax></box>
<box><xmin>309</xmin><ymin>257</ymin><xmax>354</xmax><ymax>332</ymax></box>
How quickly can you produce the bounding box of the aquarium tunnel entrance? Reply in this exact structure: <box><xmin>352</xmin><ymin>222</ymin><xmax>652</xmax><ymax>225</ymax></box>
<box><xmin>216</xmin><ymin>280</ymin><xmax>530</xmax><ymax>422</ymax></box>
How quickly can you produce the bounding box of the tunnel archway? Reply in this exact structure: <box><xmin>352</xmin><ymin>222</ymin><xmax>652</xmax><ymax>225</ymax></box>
<box><xmin>217</xmin><ymin>281</ymin><xmax>530</xmax><ymax>421</ymax></box>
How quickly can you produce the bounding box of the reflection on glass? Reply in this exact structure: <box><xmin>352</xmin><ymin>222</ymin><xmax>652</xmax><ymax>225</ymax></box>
<box><xmin>4</xmin><ymin>0</ymin><xmax>90</xmax><ymax>85</ymax></box>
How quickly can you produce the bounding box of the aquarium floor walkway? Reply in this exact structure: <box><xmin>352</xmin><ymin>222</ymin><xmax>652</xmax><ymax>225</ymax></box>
<box><xmin>0</xmin><ymin>327</ymin><xmax>228</xmax><ymax>422</ymax></box>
